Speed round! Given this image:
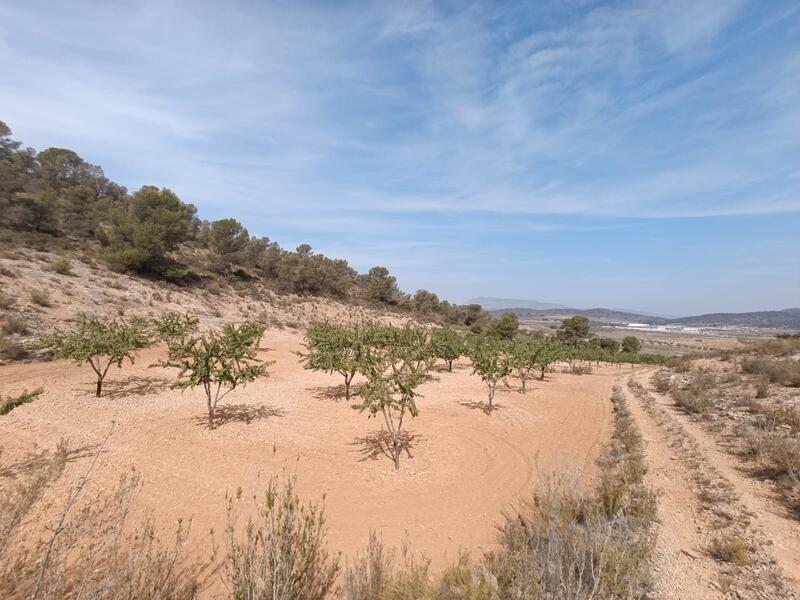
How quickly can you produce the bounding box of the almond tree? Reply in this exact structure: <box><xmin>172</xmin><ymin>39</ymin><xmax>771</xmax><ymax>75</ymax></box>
<box><xmin>535</xmin><ymin>340</ymin><xmax>565</xmax><ymax>380</ymax></box>
<box><xmin>430</xmin><ymin>327</ymin><xmax>465</xmax><ymax>372</ymax></box>
<box><xmin>352</xmin><ymin>324</ymin><xmax>433</xmax><ymax>470</ymax></box>
<box><xmin>509</xmin><ymin>338</ymin><xmax>543</xmax><ymax>394</ymax></box>
<box><xmin>466</xmin><ymin>335</ymin><xmax>512</xmax><ymax>412</ymax></box>
<box><xmin>300</xmin><ymin>322</ymin><xmax>373</xmax><ymax>400</ymax></box>
<box><xmin>34</xmin><ymin>317</ymin><xmax>150</xmax><ymax>396</ymax></box>
<box><xmin>159</xmin><ymin>322</ymin><xmax>269</xmax><ymax>429</ymax></box>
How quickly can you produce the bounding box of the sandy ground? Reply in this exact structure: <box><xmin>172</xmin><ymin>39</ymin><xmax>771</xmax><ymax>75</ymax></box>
<box><xmin>0</xmin><ymin>329</ymin><xmax>618</xmax><ymax>595</ymax></box>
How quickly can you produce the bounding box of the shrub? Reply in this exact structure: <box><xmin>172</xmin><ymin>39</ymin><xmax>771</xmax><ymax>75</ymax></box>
<box><xmin>225</xmin><ymin>475</ymin><xmax>339</xmax><ymax>600</ymax></box>
<box><xmin>342</xmin><ymin>532</ymin><xmax>431</xmax><ymax>600</ymax></box>
<box><xmin>30</xmin><ymin>289</ymin><xmax>51</xmax><ymax>307</ymax></box>
<box><xmin>671</xmin><ymin>388</ymin><xmax>714</xmax><ymax>414</ymax></box>
<box><xmin>33</xmin><ymin>317</ymin><xmax>150</xmax><ymax>396</ymax></box>
<box><xmin>0</xmin><ymin>335</ymin><xmax>29</xmax><ymax>361</ymax></box>
<box><xmin>755</xmin><ymin>378</ymin><xmax>769</xmax><ymax>399</ymax></box>
<box><xmin>568</xmin><ymin>362</ymin><xmax>592</xmax><ymax>375</ymax></box>
<box><xmin>742</xmin><ymin>357</ymin><xmax>800</xmax><ymax>387</ymax></box>
<box><xmin>651</xmin><ymin>369</ymin><xmax>674</xmax><ymax>393</ymax></box>
<box><xmin>49</xmin><ymin>256</ymin><xmax>72</xmax><ymax>275</ymax></box>
<box><xmin>709</xmin><ymin>534</ymin><xmax>751</xmax><ymax>565</ymax></box>
<box><xmin>1</xmin><ymin>316</ymin><xmax>28</xmax><ymax>335</ymax></box>
<box><xmin>0</xmin><ymin>388</ymin><xmax>42</xmax><ymax>416</ymax></box>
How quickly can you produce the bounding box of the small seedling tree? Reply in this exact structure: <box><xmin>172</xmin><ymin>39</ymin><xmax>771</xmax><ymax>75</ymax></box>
<box><xmin>301</xmin><ymin>322</ymin><xmax>371</xmax><ymax>400</ymax></box>
<box><xmin>160</xmin><ymin>322</ymin><xmax>269</xmax><ymax>429</ymax></box>
<box><xmin>430</xmin><ymin>327</ymin><xmax>465</xmax><ymax>372</ymax></box>
<box><xmin>34</xmin><ymin>317</ymin><xmax>150</xmax><ymax>396</ymax></box>
<box><xmin>467</xmin><ymin>335</ymin><xmax>512</xmax><ymax>412</ymax></box>
<box><xmin>353</xmin><ymin>324</ymin><xmax>432</xmax><ymax>470</ymax></box>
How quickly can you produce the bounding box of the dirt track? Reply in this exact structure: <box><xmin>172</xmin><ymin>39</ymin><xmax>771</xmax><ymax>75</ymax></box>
<box><xmin>0</xmin><ymin>329</ymin><xmax>616</xmax><ymax>594</ymax></box>
<box><xmin>623</xmin><ymin>370</ymin><xmax>800</xmax><ymax>599</ymax></box>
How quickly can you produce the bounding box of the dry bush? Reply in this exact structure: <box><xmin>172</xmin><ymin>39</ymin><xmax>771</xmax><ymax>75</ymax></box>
<box><xmin>0</xmin><ymin>292</ymin><xmax>15</xmax><ymax>310</ymax></box>
<box><xmin>742</xmin><ymin>357</ymin><xmax>800</xmax><ymax>387</ymax></box>
<box><xmin>568</xmin><ymin>362</ymin><xmax>592</xmax><ymax>375</ymax></box>
<box><xmin>0</xmin><ymin>335</ymin><xmax>29</xmax><ymax>361</ymax></box>
<box><xmin>489</xmin><ymin>387</ymin><xmax>656</xmax><ymax>600</ymax></box>
<box><xmin>1</xmin><ymin>316</ymin><xmax>28</xmax><ymax>335</ymax></box>
<box><xmin>754</xmin><ymin>378</ymin><xmax>769</xmax><ymax>399</ymax></box>
<box><xmin>671</xmin><ymin>388</ymin><xmax>714</xmax><ymax>414</ymax></box>
<box><xmin>709</xmin><ymin>534</ymin><xmax>751</xmax><ymax>565</ymax></box>
<box><xmin>1</xmin><ymin>435</ymin><xmax>205</xmax><ymax>600</ymax></box>
<box><xmin>225</xmin><ymin>475</ymin><xmax>340</xmax><ymax>600</ymax></box>
<box><xmin>342</xmin><ymin>533</ymin><xmax>432</xmax><ymax>600</ymax></box>
<box><xmin>30</xmin><ymin>289</ymin><xmax>52</xmax><ymax>307</ymax></box>
<box><xmin>651</xmin><ymin>369</ymin><xmax>674</xmax><ymax>393</ymax></box>
<box><xmin>49</xmin><ymin>256</ymin><xmax>73</xmax><ymax>275</ymax></box>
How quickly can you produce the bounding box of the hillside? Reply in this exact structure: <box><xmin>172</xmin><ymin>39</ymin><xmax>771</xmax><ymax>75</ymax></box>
<box><xmin>465</xmin><ymin>296</ymin><xmax>567</xmax><ymax>311</ymax></box>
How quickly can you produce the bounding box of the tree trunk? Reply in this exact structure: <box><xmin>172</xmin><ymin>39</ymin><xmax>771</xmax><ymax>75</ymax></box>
<box><xmin>207</xmin><ymin>396</ymin><xmax>215</xmax><ymax>430</ymax></box>
<box><xmin>487</xmin><ymin>384</ymin><xmax>495</xmax><ymax>412</ymax></box>
<box><xmin>540</xmin><ymin>367</ymin><xmax>546</xmax><ymax>380</ymax></box>
<box><xmin>95</xmin><ymin>377</ymin><xmax>103</xmax><ymax>397</ymax></box>
<box><xmin>521</xmin><ymin>377</ymin><xmax>526</xmax><ymax>394</ymax></box>
<box><xmin>392</xmin><ymin>437</ymin><xmax>400</xmax><ymax>470</ymax></box>
<box><xmin>448</xmin><ymin>360</ymin><xmax>453</xmax><ymax>372</ymax></box>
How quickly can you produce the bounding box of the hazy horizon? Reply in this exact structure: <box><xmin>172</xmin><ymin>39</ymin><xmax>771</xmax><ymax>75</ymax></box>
<box><xmin>2</xmin><ymin>1</ymin><xmax>798</xmax><ymax>314</ymax></box>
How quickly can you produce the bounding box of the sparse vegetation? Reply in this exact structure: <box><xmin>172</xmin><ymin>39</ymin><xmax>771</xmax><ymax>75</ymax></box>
<box><xmin>49</xmin><ymin>256</ymin><xmax>72</xmax><ymax>275</ymax></box>
<box><xmin>466</xmin><ymin>335</ymin><xmax>512</xmax><ymax>412</ymax></box>
<box><xmin>225</xmin><ymin>475</ymin><xmax>339</xmax><ymax>600</ymax></box>
<box><xmin>0</xmin><ymin>387</ymin><xmax>42</xmax><ymax>416</ymax></box>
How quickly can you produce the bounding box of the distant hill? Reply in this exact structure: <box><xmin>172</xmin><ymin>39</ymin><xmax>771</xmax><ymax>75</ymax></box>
<box><xmin>491</xmin><ymin>307</ymin><xmax>800</xmax><ymax>330</ymax></box>
<box><xmin>467</xmin><ymin>297</ymin><xmax>567</xmax><ymax>311</ymax></box>
<box><xmin>667</xmin><ymin>308</ymin><xmax>800</xmax><ymax>328</ymax></box>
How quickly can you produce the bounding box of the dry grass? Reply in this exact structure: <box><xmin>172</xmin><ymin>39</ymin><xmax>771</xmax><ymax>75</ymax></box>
<box><xmin>29</xmin><ymin>289</ymin><xmax>52</xmax><ymax>307</ymax></box>
<box><xmin>742</xmin><ymin>357</ymin><xmax>800</xmax><ymax>387</ymax></box>
<box><xmin>49</xmin><ymin>256</ymin><xmax>73</xmax><ymax>275</ymax></box>
<box><xmin>224</xmin><ymin>475</ymin><xmax>340</xmax><ymax>600</ymax></box>
<box><xmin>1</xmin><ymin>316</ymin><xmax>28</xmax><ymax>335</ymax></box>
<box><xmin>709</xmin><ymin>534</ymin><xmax>751</xmax><ymax>565</ymax></box>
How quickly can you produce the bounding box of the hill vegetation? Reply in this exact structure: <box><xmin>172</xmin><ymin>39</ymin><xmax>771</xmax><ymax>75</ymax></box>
<box><xmin>0</xmin><ymin>120</ymin><xmax>485</xmax><ymax>327</ymax></box>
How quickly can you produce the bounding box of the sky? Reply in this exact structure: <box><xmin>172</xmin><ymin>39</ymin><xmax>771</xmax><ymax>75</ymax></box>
<box><xmin>1</xmin><ymin>0</ymin><xmax>798</xmax><ymax>316</ymax></box>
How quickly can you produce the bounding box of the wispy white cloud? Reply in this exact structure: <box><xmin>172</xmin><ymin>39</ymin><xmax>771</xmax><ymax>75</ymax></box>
<box><xmin>0</xmin><ymin>0</ymin><xmax>798</xmax><ymax>311</ymax></box>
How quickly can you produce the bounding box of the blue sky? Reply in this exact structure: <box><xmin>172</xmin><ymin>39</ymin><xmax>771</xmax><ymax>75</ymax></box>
<box><xmin>1</xmin><ymin>1</ymin><xmax>798</xmax><ymax>315</ymax></box>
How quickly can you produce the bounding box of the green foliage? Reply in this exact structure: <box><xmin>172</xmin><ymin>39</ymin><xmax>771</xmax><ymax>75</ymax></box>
<box><xmin>487</xmin><ymin>313</ymin><xmax>519</xmax><ymax>340</ymax></box>
<box><xmin>592</xmin><ymin>337</ymin><xmax>620</xmax><ymax>353</ymax></box>
<box><xmin>107</xmin><ymin>186</ymin><xmax>196</xmax><ymax>276</ymax></box>
<box><xmin>33</xmin><ymin>317</ymin><xmax>150</xmax><ymax>396</ymax></box>
<box><xmin>508</xmin><ymin>338</ymin><xmax>545</xmax><ymax>393</ymax></box>
<box><xmin>152</xmin><ymin>311</ymin><xmax>200</xmax><ymax>344</ymax></box>
<box><xmin>621</xmin><ymin>336</ymin><xmax>641</xmax><ymax>353</ymax></box>
<box><xmin>365</xmin><ymin>266</ymin><xmax>399</xmax><ymax>305</ymax></box>
<box><xmin>225</xmin><ymin>475</ymin><xmax>339</xmax><ymax>600</ymax></box>
<box><xmin>430</xmin><ymin>327</ymin><xmax>465</xmax><ymax>371</ymax></box>
<box><xmin>301</xmin><ymin>322</ymin><xmax>378</xmax><ymax>399</ymax></box>
<box><xmin>352</xmin><ymin>324</ymin><xmax>433</xmax><ymax>470</ymax></box>
<box><xmin>159</xmin><ymin>321</ymin><xmax>268</xmax><ymax>429</ymax></box>
<box><xmin>557</xmin><ymin>315</ymin><xmax>591</xmax><ymax>346</ymax></box>
<box><xmin>466</xmin><ymin>335</ymin><xmax>512</xmax><ymax>411</ymax></box>
<box><xmin>209</xmin><ymin>218</ymin><xmax>249</xmax><ymax>273</ymax></box>
<box><xmin>0</xmin><ymin>388</ymin><xmax>43</xmax><ymax>416</ymax></box>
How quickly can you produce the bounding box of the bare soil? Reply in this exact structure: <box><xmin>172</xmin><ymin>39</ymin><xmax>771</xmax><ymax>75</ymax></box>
<box><xmin>0</xmin><ymin>331</ymin><xmax>616</xmax><ymax>596</ymax></box>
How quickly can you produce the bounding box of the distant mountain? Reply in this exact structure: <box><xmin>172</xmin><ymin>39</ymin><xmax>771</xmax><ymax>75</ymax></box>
<box><xmin>467</xmin><ymin>297</ymin><xmax>567</xmax><ymax>311</ymax></box>
<box><xmin>495</xmin><ymin>307</ymin><xmax>665</xmax><ymax>325</ymax></box>
<box><xmin>491</xmin><ymin>306</ymin><xmax>800</xmax><ymax>330</ymax></box>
